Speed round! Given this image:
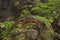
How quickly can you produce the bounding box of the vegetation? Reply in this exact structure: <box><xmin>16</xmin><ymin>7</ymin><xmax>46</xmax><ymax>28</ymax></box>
<box><xmin>0</xmin><ymin>0</ymin><xmax>60</xmax><ymax>40</ymax></box>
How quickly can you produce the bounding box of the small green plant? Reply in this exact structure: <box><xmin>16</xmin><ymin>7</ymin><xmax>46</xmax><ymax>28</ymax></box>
<box><xmin>20</xmin><ymin>9</ymin><xmax>31</xmax><ymax>18</ymax></box>
<box><xmin>0</xmin><ymin>21</ymin><xmax>15</xmax><ymax>40</ymax></box>
<box><xmin>31</xmin><ymin>0</ymin><xmax>60</xmax><ymax>23</ymax></box>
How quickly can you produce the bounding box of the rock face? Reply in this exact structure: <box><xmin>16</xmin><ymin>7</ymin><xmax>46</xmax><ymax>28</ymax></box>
<box><xmin>0</xmin><ymin>0</ymin><xmax>20</xmax><ymax>21</ymax></box>
<box><xmin>0</xmin><ymin>0</ymin><xmax>11</xmax><ymax>17</ymax></box>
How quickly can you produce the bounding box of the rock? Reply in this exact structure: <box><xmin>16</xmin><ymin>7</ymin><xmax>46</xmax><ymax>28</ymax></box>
<box><xmin>26</xmin><ymin>29</ymin><xmax>38</xmax><ymax>39</ymax></box>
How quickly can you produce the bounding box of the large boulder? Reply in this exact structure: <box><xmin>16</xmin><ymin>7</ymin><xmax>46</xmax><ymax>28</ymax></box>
<box><xmin>3</xmin><ymin>17</ymin><xmax>55</xmax><ymax>40</ymax></box>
